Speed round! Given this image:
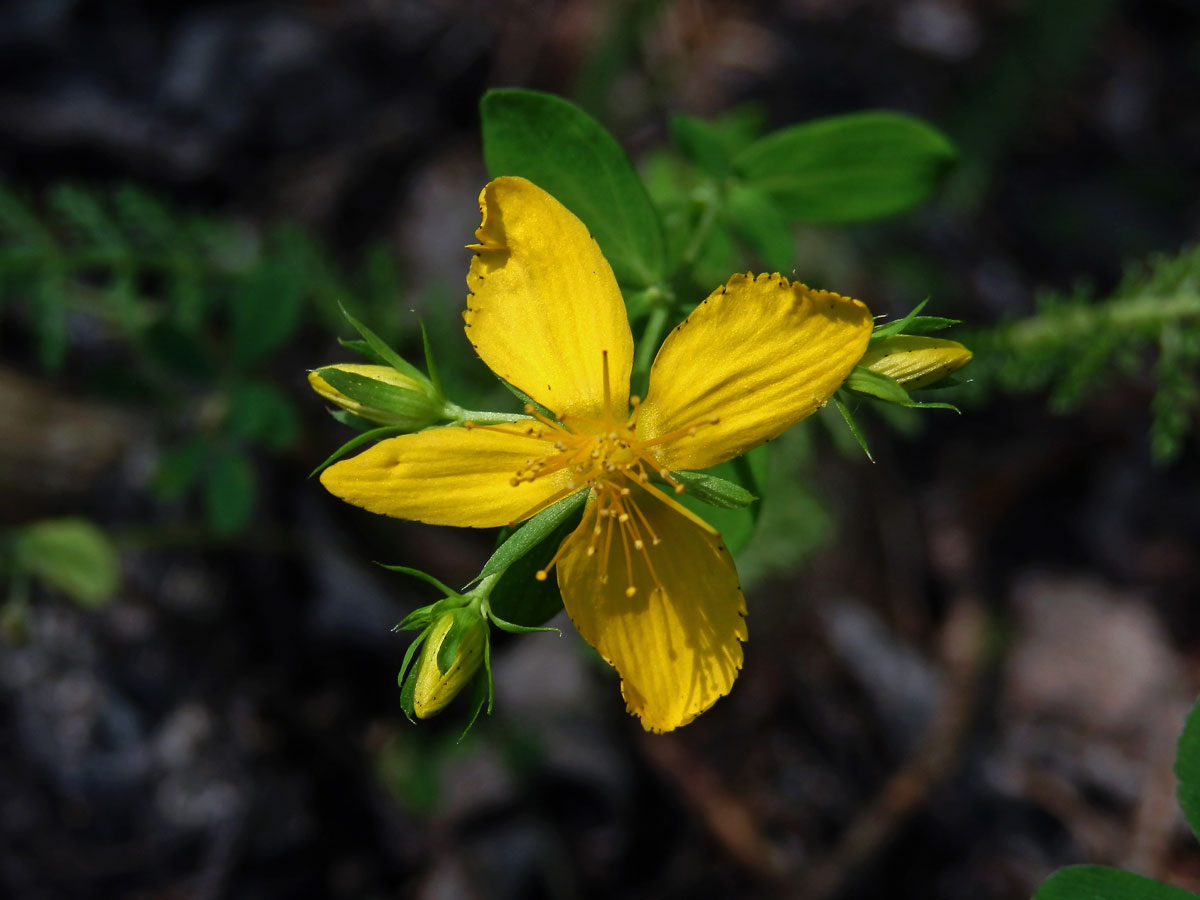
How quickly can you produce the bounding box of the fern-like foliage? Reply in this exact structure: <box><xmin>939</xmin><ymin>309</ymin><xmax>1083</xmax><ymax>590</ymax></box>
<box><xmin>0</xmin><ymin>182</ymin><xmax>368</xmax><ymax>368</ymax></box>
<box><xmin>0</xmin><ymin>181</ymin><xmax>406</xmax><ymax>533</ymax></box>
<box><xmin>965</xmin><ymin>244</ymin><xmax>1200</xmax><ymax>461</ymax></box>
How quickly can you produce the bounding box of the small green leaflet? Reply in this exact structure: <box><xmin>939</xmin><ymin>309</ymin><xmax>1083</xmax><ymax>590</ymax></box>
<box><xmin>475</xmin><ymin>491</ymin><xmax>587</xmax><ymax>583</ymax></box>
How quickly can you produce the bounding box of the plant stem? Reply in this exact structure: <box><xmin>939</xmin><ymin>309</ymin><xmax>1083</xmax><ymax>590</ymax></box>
<box><xmin>678</xmin><ymin>186</ymin><xmax>722</xmax><ymax>270</ymax></box>
<box><xmin>633</xmin><ymin>304</ymin><xmax>669</xmax><ymax>392</ymax></box>
<box><xmin>444</xmin><ymin>405</ymin><xmax>528</xmax><ymax>425</ymax></box>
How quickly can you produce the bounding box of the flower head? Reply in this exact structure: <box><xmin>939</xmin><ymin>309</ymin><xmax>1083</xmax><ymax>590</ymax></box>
<box><xmin>320</xmin><ymin>177</ymin><xmax>872</xmax><ymax>731</ymax></box>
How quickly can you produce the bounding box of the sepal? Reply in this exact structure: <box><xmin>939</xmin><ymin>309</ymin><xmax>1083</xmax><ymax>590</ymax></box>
<box><xmin>309</xmin><ymin>364</ymin><xmax>444</xmax><ymax>429</ymax></box>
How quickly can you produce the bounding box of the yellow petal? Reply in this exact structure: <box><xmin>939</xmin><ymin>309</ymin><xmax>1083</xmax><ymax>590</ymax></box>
<box><xmin>464</xmin><ymin>177</ymin><xmax>633</xmax><ymax>420</ymax></box>
<box><xmin>859</xmin><ymin>335</ymin><xmax>972</xmax><ymax>389</ymax></box>
<box><xmin>636</xmin><ymin>273</ymin><xmax>872</xmax><ymax>471</ymax></box>
<box><xmin>319</xmin><ymin>424</ymin><xmax>575</xmax><ymax>528</ymax></box>
<box><xmin>557</xmin><ymin>487</ymin><xmax>747</xmax><ymax>732</ymax></box>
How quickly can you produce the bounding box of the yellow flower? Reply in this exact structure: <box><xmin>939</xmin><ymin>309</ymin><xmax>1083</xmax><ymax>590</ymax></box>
<box><xmin>320</xmin><ymin>177</ymin><xmax>872</xmax><ymax>732</ymax></box>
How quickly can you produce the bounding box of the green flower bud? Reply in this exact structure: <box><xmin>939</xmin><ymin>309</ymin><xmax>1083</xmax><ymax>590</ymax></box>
<box><xmin>413</xmin><ymin>611</ymin><xmax>487</xmax><ymax>719</ymax></box>
<box><xmin>308</xmin><ymin>363</ymin><xmax>443</xmax><ymax>429</ymax></box>
<box><xmin>859</xmin><ymin>336</ymin><xmax>972</xmax><ymax>390</ymax></box>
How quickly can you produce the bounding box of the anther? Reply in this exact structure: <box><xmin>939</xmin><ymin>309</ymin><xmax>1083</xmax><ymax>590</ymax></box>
<box><xmin>625</xmin><ymin>586</ymin><xmax>637</xmax><ymax>598</ymax></box>
<box><xmin>535</xmin><ymin>570</ymin><xmax>548</xmax><ymax>581</ymax></box>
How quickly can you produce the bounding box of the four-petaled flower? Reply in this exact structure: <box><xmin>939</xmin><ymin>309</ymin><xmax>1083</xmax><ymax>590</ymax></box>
<box><xmin>320</xmin><ymin>176</ymin><xmax>873</xmax><ymax>732</ymax></box>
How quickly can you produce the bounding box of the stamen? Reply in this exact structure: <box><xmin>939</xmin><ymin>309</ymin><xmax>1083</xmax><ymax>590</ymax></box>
<box><xmin>616</xmin><ymin>506</ymin><xmax>637</xmax><ymax>599</ymax></box>
<box><xmin>627</xmin><ymin>494</ymin><xmax>662</xmax><ymax>546</ymax></box>
<box><xmin>505</xmin><ymin>481</ymin><xmax>584</xmax><ymax>533</ymax></box>
<box><xmin>533</xmin><ymin>498</ymin><xmax>597</xmax><ymax>580</ymax></box>
<box><xmin>639</xmin><ymin>415</ymin><xmax>721</xmax><ymax>449</ymax></box>
<box><xmin>522</xmin><ymin>403</ymin><xmax>570</xmax><ymax>434</ymax></box>
<box><xmin>465</xmin><ymin>420</ymin><xmax>556</xmax><ymax>442</ymax></box>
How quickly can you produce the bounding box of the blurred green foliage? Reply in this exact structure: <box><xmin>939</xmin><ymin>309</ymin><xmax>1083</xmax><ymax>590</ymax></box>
<box><xmin>963</xmin><ymin>244</ymin><xmax>1200</xmax><ymax>462</ymax></box>
<box><xmin>1</xmin><ymin>516</ymin><xmax>119</xmax><ymax>641</ymax></box>
<box><xmin>0</xmin><ymin>181</ymin><xmax>406</xmax><ymax>535</ymax></box>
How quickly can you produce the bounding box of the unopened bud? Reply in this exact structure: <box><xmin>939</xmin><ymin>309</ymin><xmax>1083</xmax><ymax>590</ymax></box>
<box><xmin>308</xmin><ymin>363</ymin><xmax>442</xmax><ymax>429</ymax></box>
<box><xmin>860</xmin><ymin>336</ymin><xmax>972</xmax><ymax>390</ymax></box>
<box><xmin>413</xmin><ymin>612</ymin><xmax>487</xmax><ymax>719</ymax></box>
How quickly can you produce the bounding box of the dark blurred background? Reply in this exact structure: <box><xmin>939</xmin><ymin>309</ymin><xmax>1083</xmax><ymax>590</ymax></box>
<box><xmin>1</xmin><ymin>1</ymin><xmax>1199</xmax><ymax>898</ymax></box>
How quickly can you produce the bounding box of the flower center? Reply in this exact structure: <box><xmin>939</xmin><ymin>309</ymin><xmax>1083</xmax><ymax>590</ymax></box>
<box><xmin>464</xmin><ymin>351</ymin><xmax>719</xmax><ymax>599</ymax></box>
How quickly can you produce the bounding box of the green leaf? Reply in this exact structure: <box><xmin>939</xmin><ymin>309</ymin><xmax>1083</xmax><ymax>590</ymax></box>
<box><xmin>669</xmin><ymin>107</ymin><xmax>768</xmax><ymax>177</ymax></box>
<box><xmin>231</xmin><ymin>260</ymin><xmax>304</xmax><ymax>366</ymax></box>
<box><xmin>399</xmin><ymin>641</ymin><xmax>422</xmax><ymax>723</ymax></box>
<box><xmin>485</xmin><ymin>606</ymin><xmax>559</xmax><ymax>635</ymax></box>
<box><xmin>13</xmin><ymin>518</ymin><xmax>120</xmax><ymax>609</ymax></box>
<box><xmin>145</xmin><ymin>321</ymin><xmax>214</xmax><ymax>379</ymax></box>
<box><xmin>669</xmin><ymin>470</ymin><xmax>757</xmax><ymax>509</ymax></box>
<box><xmin>733</xmin><ymin>111</ymin><xmax>958</xmax><ymax>223</ymax></box>
<box><xmin>845</xmin><ymin>367</ymin><xmax>960</xmax><ymax>411</ymax></box>
<box><xmin>669</xmin><ymin>115</ymin><xmax>736</xmax><ymax>179</ymax></box>
<box><xmin>846</xmin><ymin>367</ymin><xmax>912</xmax><ymax>404</ymax></box>
<box><xmin>689</xmin><ymin>218</ymin><xmax>741</xmax><ymax>293</ymax></box>
<box><xmin>675</xmin><ymin>447</ymin><xmax>769</xmax><ymax>556</ymax></box>
<box><xmin>397</xmin><ymin>624</ymin><xmax>433</xmax><ymax>690</ymax></box>
<box><xmin>204</xmin><ymin>450</ymin><xmax>256</xmax><ymax>535</ymax></box>
<box><xmin>487</xmin><ymin>499</ymin><xmax>586</xmax><ymax>628</ymax></box>
<box><xmin>882</xmin><ymin>315</ymin><xmax>961</xmax><ymax>337</ymax></box>
<box><xmin>870</xmin><ymin>299</ymin><xmax>962</xmax><ymax>342</ymax></box>
<box><xmin>724</xmin><ymin>185</ymin><xmax>794</xmax><ymax>272</ymax></box>
<box><xmin>476</xmin><ymin>491</ymin><xmax>587</xmax><ymax>583</ymax></box>
<box><xmin>870</xmin><ymin>298</ymin><xmax>929</xmax><ymax>340</ymax></box>
<box><xmin>832</xmin><ymin>394</ymin><xmax>874</xmax><ymax>463</ymax></box>
<box><xmin>337</xmin><ymin>306</ymin><xmax>427</xmax><ymax>383</ymax></box>
<box><xmin>33</xmin><ymin>267</ymin><xmax>68</xmax><ymax>370</ymax></box>
<box><xmin>480</xmin><ymin>88</ymin><xmax>666</xmax><ymax>287</ymax></box>
<box><xmin>224</xmin><ymin>380</ymin><xmax>300</xmax><ymax>452</ymax></box>
<box><xmin>1175</xmin><ymin>695</ymin><xmax>1200</xmax><ymax>845</ymax></box>
<box><xmin>153</xmin><ymin>440</ymin><xmax>209</xmax><ymax>501</ymax></box>
<box><xmin>375</xmin><ymin>564</ymin><xmax>459</xmax><ymax>600</ymax></box>
<box><xmin>1034</xmin><ymin>866</ymin><xmax>1198</xmax><ymax>900</ymax></box>
<box><xmin>435</xmin><ymin>608</ymin><xmax>472</xmax><ymax>674</ymax></box>
<box><xmin>314</xmin><ymin>367</ymin><xmax>430</xmax><ymax>418</ymax></box>
<box><xmin>338</xmin><ymin>337</ymin><xmax>389</xmax><ymax>366</ymax></box>
<box><xmin>49</xmin><ymin>184</ymin><xmax>119</xmax><ymax>249</ymax></box>
<box><xmin>457</xmin><ymin>658</ymin><xmax>492</xmax><ymax>742</ymax></box>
